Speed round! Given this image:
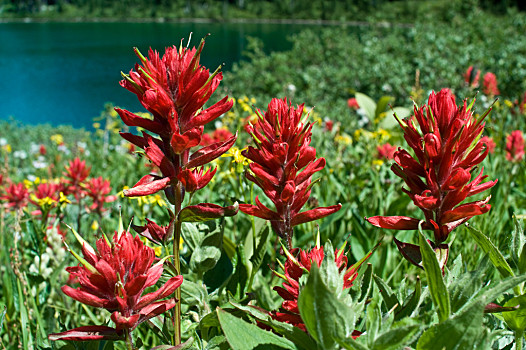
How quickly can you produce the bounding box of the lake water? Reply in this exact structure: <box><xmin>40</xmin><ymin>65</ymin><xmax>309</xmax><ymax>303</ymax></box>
<box><xmin>0</xmin><ymin>22</ymin><xmax>314</xmax><ymax>129</ymax></box>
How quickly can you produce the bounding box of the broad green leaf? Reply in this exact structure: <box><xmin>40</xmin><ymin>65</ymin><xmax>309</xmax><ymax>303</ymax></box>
<box><xmin>336</xmin><ymin>336</ymin><xmax>369</xmax><ymax>350</ymax></box>
<box><xmin>503</xmin><ymin>294</ymin><xmax>526</xmax><ymax>332</ymax></box>
<box><xmin>375</xmin><ymin>96</ymin><xmax>393</xmax><ymax>119</ymax></box>
<box><xmin>298</xmin><ymin>264</ymin><xmax>355</xmax><ymax>349</ymax></box>
<box><xmin>466</xmin><ymin>224</ymin><xmax>515</xmax><ymax>279</ymax></box>
<box><xmin>372</xmin><ymin>324</ymin><xmax>420</xmax><ymax>350</ymax></box>
<box><xmin>217</xmin><ymin>308</ymin><xmax>296</xmax><ymax>350</ymax></box>
<box><xmin>230</xmin><ymin>301</ymin><xmax>317</xmax><ymax>350</ymax></box>
<box><xmin>366</xmin><ymin>300</ymin><xmax>381</xmax><ymax>347</ymax></box>
<box><xmin>419</xmin><ymin>228</ymin><xmax>450</xmax><ymax>323</ymax></box>
<box><xmin>355</xmin><ymin>92</ymin><xmax>376</xmax><ymax>120</ymax></box>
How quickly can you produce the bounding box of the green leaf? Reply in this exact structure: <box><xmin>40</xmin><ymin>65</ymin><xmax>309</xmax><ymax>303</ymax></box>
<box><xmin>373</xmin><ymin>275</ymin><xmax>399</xmax><ymax>311</ymax></box>
<box><xmin>380</xmin><ymin>107</ymin><xmax>410</xmax><ymax>129</ymax></box>
<box><xmin>298</xmin><ymin>264</ymin><xmax>355</xmax><ymax>349</ymax></box>
<box><xmin>336</xmin><ymin>336</ymin><xmax>369</xmax><ymax>350</ymax></box>
<box><xmin>503</xmin><ymin>294</ymin><xmax>526</xmax><ymax>332</ymax></box>
<box><xmin>418</xmin><ymin>228</ymin><xmax>450</xmax><ymax>323</ymax></box>
<box><xmin>375</xmin><ymin>96</ymin><xmax>393</xmax><ymax>119</ymax></box>
<box><xmin>230</xmin><ymin>301</ymin><xmax>317</xmax><ymax>350</ymax></box>
<box><xmin>466</xmin><ymin>223</ymin><xmax>515</xmax><ymax>279</ymax></box>
<box><xmin>416</xmin><ymin>299</ymin><xmax>486</xmax><ymax>350</ymax></box>
<box><xmin>17</xmin><ymin>277</ymin><xmax>33</xmax><ymax>349</ymax></box>
<box><xmin>355</xmin><ymin>92</ymin><xmax>376</xmax><ymax>120</ymax></box>
<box><xmin>217</xmin><ymin>308</ymin><xmax>296</xmax><ymax>350</ymax></box>
<box><xmin>372</xmin><ymin>324</ymin><xmax>420</xmax><ymax>350</ymax></box>
<box><xmin>366</xmin><ymin>300</ymin><xmax>381</xmax><ymax>347</ymax></box>
<box><xmin>395</xmin><ymin>277</ymin><xmax>422</xmax><ymax>320</ymax></box>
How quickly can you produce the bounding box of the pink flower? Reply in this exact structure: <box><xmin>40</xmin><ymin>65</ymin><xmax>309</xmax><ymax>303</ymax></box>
<box><xmin>376</xmin><ymin>143</ymin><xmax>397</xmax><ymax>160</ymax></box>
<box><xmin>0</xmin><ymin>182</ymin><xmax>29</xmax><ymax>209</ymax></box>
<box><xmin>49</xmin><ymin>231</ymin><xmax>183</xmax><ymax>341</ymax></box>
<box><xmin>480</xmin><ymin>136</ymin><xmax>496</xmax><ymax>154</ymax></box>
<box><xmin>505</xmin><ymin>130</ymin><xmax>525</xmax><ymax>162</ymax></box>
<box><xmin>483</xmin><ymin>72</ymin><xmax>500</xmax><ymax>96</ymax></box>
<box><xmin>347</xmin><ymin>98</ymin><xmax>359</xmax><ymax>109</ymax></box>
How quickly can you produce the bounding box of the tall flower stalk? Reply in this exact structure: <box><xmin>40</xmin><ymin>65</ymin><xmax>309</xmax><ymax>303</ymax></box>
<box><xmin>239</xmin><ymin>98</ymin><xmax>341</xmax><ymax>248</ymax></box>
<box><xmin>116</xmin><ymin>36</ymin><xmax>238</xmax><ymax>345</ymax></box>
<box><xmin>367</xmin><ymin>89</ymin><xmax>497</xmax><ymax>267</ymax></box>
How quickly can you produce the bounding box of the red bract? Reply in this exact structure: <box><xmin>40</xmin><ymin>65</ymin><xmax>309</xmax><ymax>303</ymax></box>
<box><xmin>200</xmin><ymin>128</ymin><xmax>234</xmax><ymax>146</ymax></box>
<box><xmin>239</xmin><ymin>98</ymin><xmax>341</xmax><ymax>247</ymax></box>
<box><xmin>116</xmin><ymin>37</ymin><xmax>236</xmax><ymax>198</ymax></box>
<box><xmin>483</xmin><ymin>72</ymin><xmax>500</xmax><ymax>96</ymax></box>
<box><xmin>376</xmin><ymin>143</ymin><xmax>397</xmax><ymax>160</ymax></box>
<box><xmin>480</xmin><ymin>136</ymin><xmax>496</xmax><ymax>154</ymax></box>
<box><xmin>506</xmin><ymin>130</ymin><xmax>525</xmax><ymax>162</ymax></box>
<box><xmin>347</xmin><ymin>98</ymin><xmax>359</xmax><ymax>109</ymax></box>
<box><xmin>63</xmin><ymin>158</ymin><xmax>91</xmax><ymax>200</ymax></box>
<box><xmin>85</xmin><ymin>177</ymin><xmax>117</xmax><ymax>214</ymax></box>
<box><xmin>0</xmin><ymin>182</ymin><xmax>29</xmax><ymax>209</ymax></box>
<box><xmin>464</xmin><ymin>66</ymin><xmax>480</xmax><ymax>88</ymax></box>
<box><xmin>367</xmin><ymin>89</ymin><xmax>497</xmax><ymax>260</ymax></box>
<box><xmin>133</xmin><ymin>217</ymin><xmax>174</xmax><ymax>245</ymax></box>
<box><xmin>272</xmin><ymin>245</ymin><xmax>371</xmax><ymax>336</ymax></box>
<box><xmin>49</xmin><ymin>231</ymin><xmax>182</xmax><ymax>341</ymax></box>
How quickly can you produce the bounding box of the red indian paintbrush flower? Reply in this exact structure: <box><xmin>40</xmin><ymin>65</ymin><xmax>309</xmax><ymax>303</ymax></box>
<box><xmin>0</xmin><ymin>182</ymin><xmax>29</xmax><ymax>209</ymax></box>
<box><xmin>376</xmin><ymin>143</ymin><xmax>397</xmax><ymax>160</ymax></box>
<box><xmin>464</xmin><ymin>66</ymin><xmax>480</xmax><ymax>88</ymax></box>
<box><xmin>239</xmin><ymin>98</ymin><xmax>341</xmax><ymax>247</ymax></box>
<box><xmin>63</xmin><ymin>157</ymin><xmax>91</xmax><ymax>200</ymax></box>
<box><xmin>272</xmin><ymin>243</ymin><xmax>374</xmax><ymax>336</ymax></box>
<box><xmin>506</xmin><ymin>130</ymin><xmax>525</xmax><ymax>162</ymax></box>
<box><xmin>483</xmin><ymin>72</ymin><xmax>500</xmax><ymax>96</ymax></box>
<box><xmin>84</xmin><ymin>176</ymin><xmax>117</xmax><ymax>214</ymax></box>
<box><xmin>49</xmin><ymin>230</ymin><xmax>183</xmax><ymax>341</ymax></box>
<box><xmin>116</xmin><ymin>36</ymin><xmax>236</xmax><ymax>199</ymax></box>
<box><xmin>367</xmin><ymin>89</ymin><xmax>497</xmax><ymax>266</ymax></box>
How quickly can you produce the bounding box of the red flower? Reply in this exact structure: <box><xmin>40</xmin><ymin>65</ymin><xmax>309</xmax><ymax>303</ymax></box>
<box><xmin>483</xmin><ymin>72</ymin><xmax>500</xmax><ymax>96</ymax></box>
<box><xmin>49</xmin><ymin>231</ymin><xmax>182</xmax><ymax>341</ymax></box>
<box><xmin>84</xmin><ymin>177</ymin><xmax>116</xmax><ymax>214</ymax></box>
<box><xmin>464</xmin><ymin>66</ymin><xmax>480</xmax><ymax>88</ymax></box>
<box><xmin>1</xmin><ymin>182</ymin><xmax>29</xmax><ymax>209</ymax></box>
<box><xmin>177</xmin><ymin>167</ymin><xmax>216</xmax><ymax>193</ymax></box>
<box><xmin>347</xmin><ymin>98</ymin><xmax>359</xmax><ymax>109</ymax></box>
<box><xmin>239</xmin><ymin>98</ymin><xmax>341</xmax><ymax>247</ymax></box>
<box><xmin>505</xmin><ymin>130</ymin><xmax>525</xmax><ymax>162</ymax></box>
<box><xmin>367</xmin><ymin>89</ymin><xmax>497</xmax><ymax>252</ymax></box>
<box><xmin>63</xmin><ymin>158</ymin><xmax>91</xmax><ymax>200</ymax></box>
<box><xmin>272</xmin><ymin>244</ymin><xmax>372</xmax><ymax>337</ymax></box>
<box><xmin>116</xmin><ymin>36</ymin><xmax>236</xmax><ymax>199</ymax></box>
<box><xmin>520</xmin><ymin>92</ymin><xmax>526</xmax><ymax>114</ymax></box>
<box><xmin>200</xmin><ymin>128</ymin><xmax>234</xmax><ymax>146</ymax></box>
<box><xmin>39</xmin><ymin>144</ymin><xmax>47</xmax><ymax>156</ymax></box>
<box><xmin>324</xmin><ymin>119</ymin><xmax>334</xmax><ymax>132</ymax></box>
<box><xmin>376</xmin><ymin>143</ymin><xmax>397</xmax><ymax>160</ymax></box>
<box><xmin>133</xmin><ymin>217</ymin><xmax>174</xmax><ymax>245</ymax></box>
<box><xmin>480</xmin><ymin>136</ymin><xmax>496</xmax><ymax>154</ymax></box>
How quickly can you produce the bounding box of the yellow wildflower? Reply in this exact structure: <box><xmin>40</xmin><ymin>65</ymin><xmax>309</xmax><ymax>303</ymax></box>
<box><xmin>335</xmin><ymin>134</ymin><xmax>353</xmax><ymax>145</ymax></box>
<box><xmin>59</xmin><ymin>192</ymin><xmax>71</xmax><ymax>205</ymax></box>
<box><xmin>2</xmin><ymin>144</ymin><xmax>11</xmax><ymax>153</ymax></box>
<box><xmin>504</xmin><ymin>99</ymin><xmax>513</xmax><ymax>108</ymax></box>
<box><xmin>91</xmin><ymin>220</ymin><xmax>99</xmax><ymax>231</ymax></box>
<box><xmin>50</xmin><ymin>134</ymin><xmax>64</xmax><ymax>145</ymax></box>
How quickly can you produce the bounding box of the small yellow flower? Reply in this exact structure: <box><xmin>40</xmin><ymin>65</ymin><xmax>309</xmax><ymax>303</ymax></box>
<box><xmin>92</xmin><ymin>122</ymin><xmax>101</xmax><ymax>129</ymax></box>
<box><xmin>50</xmin><ymin>134</ymin><xmax>64</xmax><ymax>145</ymax></box>
<box><xmin>109</xmin><ymin>109</ymin><xmax>118</xmax><ymax>118</ymax></box>
<box><xmin>250</xmin><ymin>97</ymin><xmax>256</xmax><ymax>104</ymax></box>
<box><xmin>335</xmin><ymin>134</ymin><xmax>353</xmax><ymax>145</ymax></box>
<box><xmin>119</xmin><ymin>186</ymin><xmax>130</xmax><ymax>198</ymax></box>
<box><xmin>372</xmin><ymin>159</ymin><xmax>384</xmax><ymax>167</ymax></box>
<box><xmin>23</xmin><ymin>179</ymin><xmax>33</xmax><ymax>189</ymax></box>
<box><xmin>222</xmin><ymin>147</ymin><xmax>250</xmax><ymax>165</ymax></box>
<box><xmin>151</xmin><ymin>194</ymin><xmax>167</xmax><ymax>207</ymax></box>
<box><xmin>2</xmin><ymin>144</ymin><xmax>12</xmax><ymax>153</ymax></box>
<box><xmin>91</xmin><ymin>220</ymin><xmax>99</xmax><ymax>231</ymax></box>
<box><xmin>59</xmin><ymin>192</ymin><xmax>71</xmax><ymax>205</ymax></box>
<box><xmin>504</xmin><ymin>99</ymin><xmax>513</xmax><ymax>108</ymax></box>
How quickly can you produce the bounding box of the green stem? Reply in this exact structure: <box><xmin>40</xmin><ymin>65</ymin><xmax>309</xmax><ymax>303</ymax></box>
<box><xmin>125</xmin><ymin>329</ymin><xmax>135</xmax><ymax>350</ymax></box>
<box><xmin>172</xmin><ymin>182</ymin><xmax>183</xmax><ymax>346</ymax></box>
<box><xmin>516</xmin><ymin>330</ymin><xmax>524</xmax><ymax>350</ymax></box>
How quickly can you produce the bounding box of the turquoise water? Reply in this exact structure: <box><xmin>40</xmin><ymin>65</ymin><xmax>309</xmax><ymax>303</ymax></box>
<box><xmin>0</xmin><ymin>22</ymin><xmax>313</xmax><ymax>129</ymax></box>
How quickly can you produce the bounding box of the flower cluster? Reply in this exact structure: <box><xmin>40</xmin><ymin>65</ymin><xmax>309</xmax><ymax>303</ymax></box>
<box><xmin>116</xmin><ymin>37</ymin><xmax>236</xmax><ymax>200</ymax></box>
<box><xmin>272</xmin><ymin>244</ymin><xmax>370</xmax><ymax>338</ymax></box>
<box><xmin>506</xmin><ymin>130</ymin><xmax>525</xmax><ymax>162</ymax></box>
<box><xmin>367</xmin><ymin>89</ymin><xmax>497</xmax><ymax>265</ymax></box>
<box><xmin>239</xmin><ymin>98</ymin><xmax>341</xmax><ymax>247</ymax></box>
<box><xmin>49</xmin><ymin>230</ymin><xmax>182</xmax><ymax>341</ymax></box>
